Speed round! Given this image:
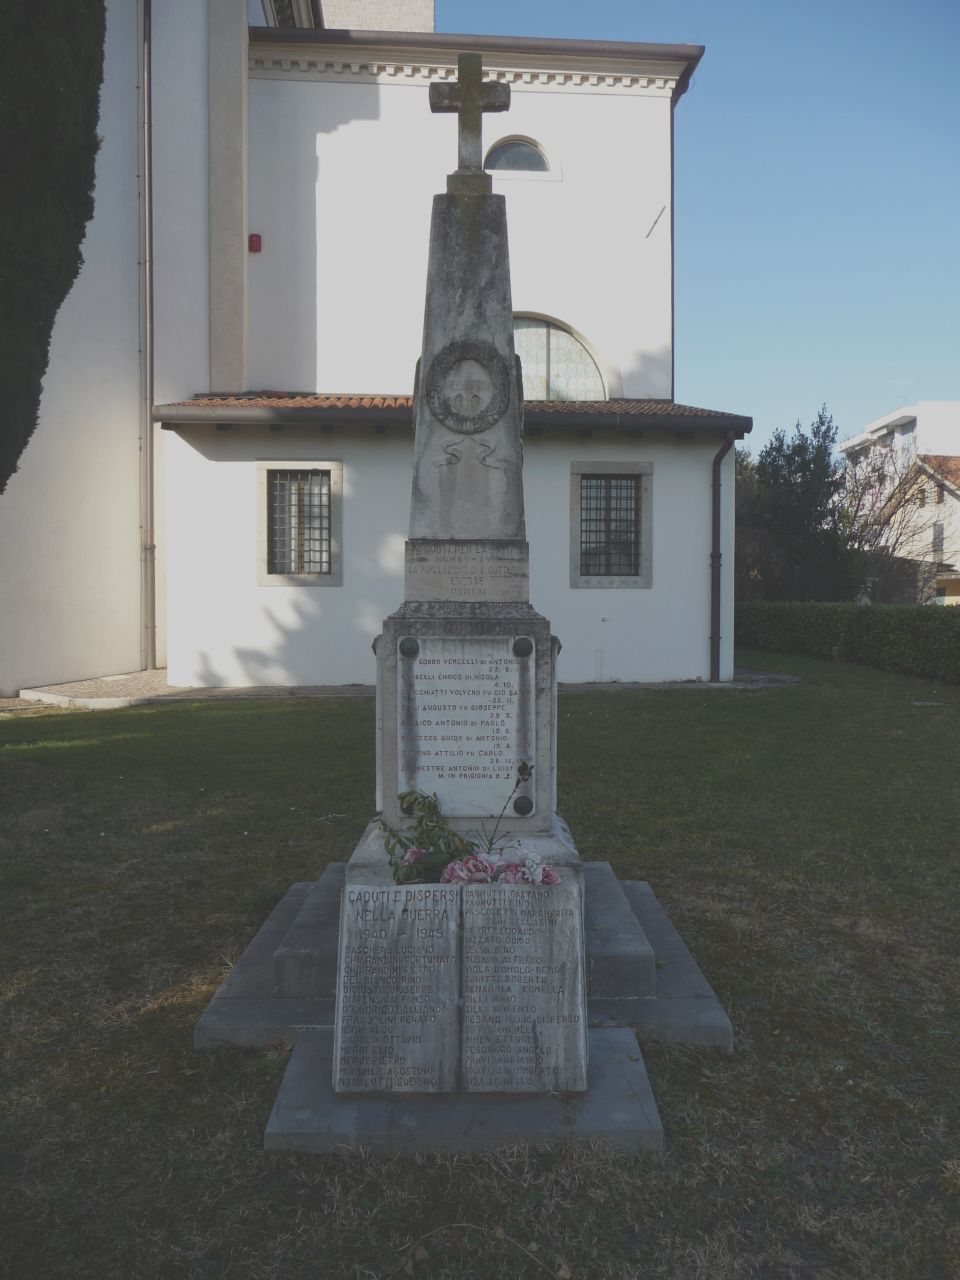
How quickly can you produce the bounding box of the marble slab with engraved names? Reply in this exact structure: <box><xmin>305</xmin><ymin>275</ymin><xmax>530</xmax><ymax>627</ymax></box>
<box><xmin>333</xmin><ymin>881</ymin><xmax>587</xmax><ymax>1094</ymax></box>
<box><xmin>462</xmin><ymin>882</ymin><xmax>587</xmax><ymax>1092</ymax></box>
<box><xmin>397</xmin><ymin>635</ymin><xmax>534</xmax><ymax>817</ymax></box>
<box><xmin>333</xmin><ymin>884</ymin><xmax>460</xmax><ymax>1093</ymax></box>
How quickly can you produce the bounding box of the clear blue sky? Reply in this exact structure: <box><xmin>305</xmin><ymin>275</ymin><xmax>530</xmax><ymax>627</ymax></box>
<box><xmin>437</xmin><ymin>0</ymin><xmax>960</xmax><ymax>451</ymax></box>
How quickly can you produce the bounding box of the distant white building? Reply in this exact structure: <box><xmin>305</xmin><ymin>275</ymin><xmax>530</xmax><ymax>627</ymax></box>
<box><xmin>0</xmin><ymin>0</ymin><xmax>751</xmax><ymax>694</ymax></box>
<box><xmin>838</xmin><ymin>402</ymin><xmax>960</xmax><ymax>604</ymax></box>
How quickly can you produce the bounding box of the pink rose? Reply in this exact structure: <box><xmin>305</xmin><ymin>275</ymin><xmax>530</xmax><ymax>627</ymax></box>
<box><xmin>540</xmin><ymin>864</ymin><xmax>560</xmax><ymax>885</ymax></box>
<box><xmin>495</xmin><ymin>862</ymin><xmax>525</xmax><ymax>884</ymax></box>
<box><xmin>402</xmin><ymin>847</ymin><xmax>425</xmax><ymax>866</ymax></box>
<box><xmin>441</xmin><ymin>854</ymin><xmax>495</xmax><ymax>884</ymax></box>
<box><xmin>440</xmin><ymin>860</ymin><xmax>469</xmax><ymax>883</ymax></box>
<box><xmin>460</xmin><ymin>853</ymin><xmax>496</xmax><ymax>882</ymax></box>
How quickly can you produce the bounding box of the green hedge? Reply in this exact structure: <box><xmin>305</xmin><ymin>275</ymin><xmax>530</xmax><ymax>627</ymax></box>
<box><xmin>736</xmin><ymin>602</ymin><xmax>960</xmax><ymax>684</ymax></box>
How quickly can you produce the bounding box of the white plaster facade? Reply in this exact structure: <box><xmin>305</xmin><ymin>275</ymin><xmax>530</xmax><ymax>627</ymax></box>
<box><xmin>165</xmin><ymin>427</ymin><xmax>732</xmax><ymax>685</ymax></box>
<box><xmin>0</xmin><ymin>0</ymin><xmax>747</xmax><ymax>695</ymax></box>
<box><xmin>839</xmin><ymin>402</ymin><xmax>960</xmax><ymax>461</ymax></box>
<box><xmin>245</xmin><ymin>58</ymin><xmax>673</xmax><ymax>399</ymax></box>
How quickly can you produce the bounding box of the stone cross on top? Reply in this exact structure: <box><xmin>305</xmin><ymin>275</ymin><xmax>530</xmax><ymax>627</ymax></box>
<box><xmin>430</xmin><ymin>52</ymin><xmax>510</xmax><ymax>173</ymax></box>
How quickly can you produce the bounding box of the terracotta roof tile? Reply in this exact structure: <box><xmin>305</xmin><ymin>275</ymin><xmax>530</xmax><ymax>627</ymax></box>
<box><xmin>156</xmin><ymin>389</ymin><xmax>752</xmax><ymax>435</ymax></box>
<box><xmin>920</xmin><ymin>454</ymin><xmax>960</xmax><ymax>489</ymax></box>
<box><xmin>177</xmin><ymin>392</ymin><xmax>414</xmax><ymax>410</ymax></box>
<box><xmin>158</xmin><ymin>391</ymin><xmax>749</xmax><ymax>422</ymax></box>
<box><xmin>525</xmin><ymin>398</ymin><xmax>737</xmax><ymax>417</ymax></box>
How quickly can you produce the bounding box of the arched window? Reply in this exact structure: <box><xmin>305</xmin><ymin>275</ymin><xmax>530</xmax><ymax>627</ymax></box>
<box><xmin>485</xmin><ymin>138</ymin><xmax>549</xmax><ymax>172</ymax></box>
<box><xmin>513</xmin><ymin>317</ymin><xmax>606</xmax><ymax>401</ymax></box>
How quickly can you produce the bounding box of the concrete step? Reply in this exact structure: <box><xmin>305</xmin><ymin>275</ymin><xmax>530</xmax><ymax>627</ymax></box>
<box><xmin>264</xmin><ymin>1026</ymin><xmax>663</xmax><ymax>1154</ymax></box>
<box><xmin>273</xmin><ymin>862</ymin><xmax>346</xmax><ymax>997</ymax></box>
<box><xmin>582</xmin><ymin>861</ymin><xmax>656</xmax><ymax>999</ymax></box>
<box><xmin>270</xmin><ymin>859</ymin><xmax>656</xmax><ymax>1002</ymax></box>
<box><xmin>617</xmin><ymin>881</ymin><xmax>733</xmax><ymax>1050</ymax></box>
<box><xmin>195</xmin><ymin>867</ymin><xmax>731</xmax><ymax>1052</ymax></box>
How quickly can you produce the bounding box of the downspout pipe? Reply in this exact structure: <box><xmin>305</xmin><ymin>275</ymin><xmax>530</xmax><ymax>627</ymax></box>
<box><xmin>140</xmin><ymin>0</ymin><xmax>157</xmax><ymax>669</ymax></box>
<box><xmin>710</xmin><ymin>431</ymin><xmax>736</xmax><ymax>682</ymax></box>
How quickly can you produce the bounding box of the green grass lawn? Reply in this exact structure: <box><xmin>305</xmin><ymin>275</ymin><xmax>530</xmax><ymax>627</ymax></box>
<box><xmin>1</xmin><ymin>652</ymin><xmax>958</xmax><ymax>1279</ymax></box>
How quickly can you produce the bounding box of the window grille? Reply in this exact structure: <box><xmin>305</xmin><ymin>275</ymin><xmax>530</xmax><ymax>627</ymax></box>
<box><xmin>580</xmin><ymin>474</ymin><xmax>641</xmax><ymax>576</ymax></box>
<box><xmin>267</xmin><ymin>469</ymin><xmax>331</xmax><ymax>574</ymax></box>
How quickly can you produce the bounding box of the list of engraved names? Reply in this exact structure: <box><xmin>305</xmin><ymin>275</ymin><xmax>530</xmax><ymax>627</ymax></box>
<box><xmin>461</xmin><ymin>885</ymin><xmax>588</xmax><ymax>1092</ymax></box>
<box><xmin>398</xmin><ymin>637</ymin><xmax>533</xmax><ymax>816</ymax></box>
<box><xmin>333</xmin><ymin>886</ymin><xmax>460</xmax><ymax>1092</ymax></box>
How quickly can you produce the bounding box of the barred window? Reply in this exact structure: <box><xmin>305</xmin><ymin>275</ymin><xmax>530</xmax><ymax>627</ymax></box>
<box><xmin>258</xmin><ymin>460</ymin><xmax>342</xmax><ymax>587</ymax></box>
<box><xmin>580</xmin><ymin>475</ymin><xmax>641</xmax><ymax>576</ymax></box>
<box><xmin>569</xmin><ymin>461</ymin><xmax>652</xmax><ymax>589</ymax></box>
<box><xmin>268</xmin><ymin>470</ymin><xmax>331</xmax><ymax>574</ymax></box>
<box><xmin>933</xmin><ymin>521</ymin><xmax>945</xmax><ymax>556</ymax></box>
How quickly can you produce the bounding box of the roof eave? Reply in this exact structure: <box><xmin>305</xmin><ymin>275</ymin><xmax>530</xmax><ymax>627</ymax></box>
<box><xmin>154</xmin><ymin>402</ymin><xmax>751</xmax><ymax>435</ymax></box>
<box><xmin>248</xmin><ymin>26</ymin><xmax>704</xmax><ymax>100</ymax></box>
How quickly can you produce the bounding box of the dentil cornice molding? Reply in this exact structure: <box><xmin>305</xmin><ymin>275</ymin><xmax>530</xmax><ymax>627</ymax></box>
<box><xmin>249</xmin><ymin>48</ymin><xmax>680</xmax><ymax>97</ymax></box>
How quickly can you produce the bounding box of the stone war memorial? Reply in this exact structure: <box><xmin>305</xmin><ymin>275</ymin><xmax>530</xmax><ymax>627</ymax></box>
<box><xmin>194</xmin><ymin>54</ymin><xmax>733</xmax><ymax>1153</ymax></box>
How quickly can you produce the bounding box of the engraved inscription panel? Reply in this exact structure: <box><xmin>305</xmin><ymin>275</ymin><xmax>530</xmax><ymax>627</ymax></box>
<box><xmin>333</xmin><ymin>885</ymin><xmax>461</xmax><ymax>1093</ymax></box>
<box><xmin>461</xmin><ymin>884</ymin><xmax>588</xmax><ymax>1092</ymax></box>
<box><xmin>398</xmin><ymin>636</ymin><xmax>534</xmax><ymax>818</ymax></box>
<box><xmin>405</xmin><ymin>541</ymin><xmax>528</xmax><ymax>603</ymax></box>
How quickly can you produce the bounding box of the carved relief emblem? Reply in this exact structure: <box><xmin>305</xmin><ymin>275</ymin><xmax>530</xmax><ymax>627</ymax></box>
<box><xmin>424</xmin><ymin>340</ymin><xmax>510</xmax><ymax>434</ymax></box>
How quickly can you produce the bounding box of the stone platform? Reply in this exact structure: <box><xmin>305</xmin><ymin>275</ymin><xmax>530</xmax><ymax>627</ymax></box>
<box><xmin>195</xmin><ymin>862</ymin><xmax>732</xmax><ymax>1053</ymax></box>
<box><xmin>265</xmin><ymin>1026</ymin><xmax>663</xmax><ymax>1153</ymax></box>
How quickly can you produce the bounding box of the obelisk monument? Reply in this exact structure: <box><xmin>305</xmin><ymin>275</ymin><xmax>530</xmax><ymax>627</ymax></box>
<box><xmin>332</xmin><ymin>52</ymin><xmax>589</xmax><ymax>1095</ymax></box>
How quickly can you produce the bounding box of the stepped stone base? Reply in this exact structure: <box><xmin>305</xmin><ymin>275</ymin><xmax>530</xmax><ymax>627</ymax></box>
<box><xmin>265</xmin><ymin>1027</ymin><xmax>663</xmax><ymax>1154</ymax></box>
<box><xmin>583</xmin><ymin>862</ymin><xmax>655</xmax><ymax>998</ymax></box>
<box><xmin>195</xmin><ymin>863</ymin><xmax>732</xmax><ymax>1053</ymax></box>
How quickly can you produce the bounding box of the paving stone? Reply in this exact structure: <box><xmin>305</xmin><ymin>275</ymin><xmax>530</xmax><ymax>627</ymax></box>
<box><xmin>264</xmin><ymin>1027</ymin><xmax>662</xmax><ymax>1153</ymax></box>
<box><xmin>582</xmin><ymin>862</ymin><xmax>655</xmax><ymax>999</ymax></box>
<box><xmin>273</xmin><ymin>863</ymin><xmax>345</xmax><ymax>997</ymax></box>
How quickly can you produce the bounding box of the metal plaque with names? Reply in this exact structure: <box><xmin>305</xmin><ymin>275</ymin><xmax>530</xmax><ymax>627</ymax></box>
<box><xmin>397</xmin><ymin>635</ymin><xmax>535</xmax><ymax>818</ymax></box>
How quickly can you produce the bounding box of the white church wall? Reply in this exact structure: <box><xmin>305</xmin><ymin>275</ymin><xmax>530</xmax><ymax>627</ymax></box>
<box><xmin>164</xmin><ymin>428</ymin><xmax>730</xmax><ymax>687</ymax></box>
<box><xmin>246</xmin><ymin>72</ymin><xmax>673</xmax><ymax>399</ymax></box>
<box><xmin>320</xmin><ymin>0</ymin><xmax>435</xmax><ymax>32</ymax></box>
<box><xmin>152</xmin><ymin>0</ymin><xmax>210</xmax><ymax>404</ymax></box>
<box><xmin>0</xmin><ymin>0</ymin><xmax>143</xmax><ymax>695</ymax></box>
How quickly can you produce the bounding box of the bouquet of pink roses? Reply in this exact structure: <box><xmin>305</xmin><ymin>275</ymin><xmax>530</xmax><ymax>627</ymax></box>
<box><xmin>379</xmin><ymin>772</ymin><xmax>559</xmax><ymax>888</ymax></box>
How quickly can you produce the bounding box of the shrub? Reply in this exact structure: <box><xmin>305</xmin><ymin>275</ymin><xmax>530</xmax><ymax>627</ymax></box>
<box><xmin>737</xmin><ymin>602</ymin><xmax>960</xmax><ymax>684</ymax></box>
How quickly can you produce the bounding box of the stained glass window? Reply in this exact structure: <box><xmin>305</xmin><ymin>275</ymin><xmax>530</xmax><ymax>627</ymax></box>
<box><xmin>513</xmin><ymin>318</ymin><xmax>605</xmax><ymax>401</ymax></box>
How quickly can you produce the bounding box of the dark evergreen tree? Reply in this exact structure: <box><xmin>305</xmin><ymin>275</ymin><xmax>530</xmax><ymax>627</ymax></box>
<box><xmin>0</xmin><ymin>1</ymin><xmax>106</xmax><ymax>493</ymax></box>
<box><xmin>736</xmin><ymin>407</ymin><xmax>861</xmax><ymax>601</ymax></box>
